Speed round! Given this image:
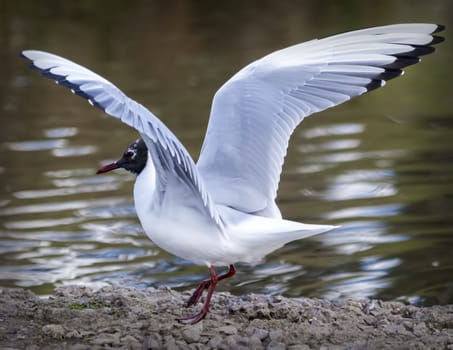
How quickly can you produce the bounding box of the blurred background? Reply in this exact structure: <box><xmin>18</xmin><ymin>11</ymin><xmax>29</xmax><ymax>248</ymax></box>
<box><xmin>1</xmin><ymin>0</ymin><xmax>452</xmax><ymax>306</ymax></box>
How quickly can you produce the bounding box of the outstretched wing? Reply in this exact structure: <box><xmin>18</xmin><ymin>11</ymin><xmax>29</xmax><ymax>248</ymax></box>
<box><xmin>197</xmin><ymin>23</ymin><xmax>444</xmax><ymax>218</ymax></box>
<box><xmin>22</xmin><ymin>50</ymin><xmax>222</xmax><ymax>227</ymax></box>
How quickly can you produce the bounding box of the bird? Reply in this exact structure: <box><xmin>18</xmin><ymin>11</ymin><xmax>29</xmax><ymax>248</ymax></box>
<box><xmin>22</xmin><ymin>23</ymin><xmax>444</xmax><ymax>324</ymax></box>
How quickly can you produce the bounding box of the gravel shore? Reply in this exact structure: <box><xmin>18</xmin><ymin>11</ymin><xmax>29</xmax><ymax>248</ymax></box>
<box><xmin>1</xmin><ymin>285</ymin><xmax>452</xmax><ymax>349</ymax></box>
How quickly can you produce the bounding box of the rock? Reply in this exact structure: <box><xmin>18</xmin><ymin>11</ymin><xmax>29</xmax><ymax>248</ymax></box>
<box><xmin>122</xmin><ymin>334</ymin><xmax>140</xmax><ymax>344</ymax></box>
<box><xmin>383</xmin><ymin>323</ymin><xmax>410</xmax><ymax>336</ymax></box>
<box><xmin>142</xmin><ymin>334</ymin><xmax>162</xmax><ymax>349</ymax></box>
<box><xmin>267</xmin><ymin>341</ymin><xmax>286</xmax><ymax>350</ymax></box>
<box><xmin>288</xmin><ymin>345</ymin><xmax>311</xmax><ymax>350</ymax></box>
<box><xmin>65</xmin><ymin>329</ymin><xmax>81</xmax><ymax>339</ymax></box>
<box><xmin>41</xmin><ymin>324</ymin><xmax>65</xmax><ymax>339</ymax></box>
<box><xmin>90</xmin><ymin>332</ymin><xmax>121</xmax><ymax>346</ymax></box>
<box><xmin>413</xmin><ymin>322</ymin><xmax>429</xmax><ymax>337</ymax></box>
<box><xmin>182</xmin><ymin>327</ymin><xmax>201</xmax><ymax>343</ymax></box>
<box><xmin>253</xmin><ymin>328</ymin><xmax>269</xmax><ymax>340</ymax></box>
<box><xmin>269</xmin><ymin>329</ymin><xmax>284</xmax><ymax>342</ymax></box>
<box><xmin>67</xmin><ymin>344</ymin><xmax>90</xmax><ymax>350</ymax></box>
<box><xmin>162</xmin><ymin>335</ymin><xmax>178</xmax><ymax>350</ymax></box>
<box><xmin>218</xmin><ymin>325</ymin><xmax>238</xmax><ymax>335</ymax></box>
<box><xmin>221</xmin><ymin>335</ymin><xmax>237</xmax><ymax>349</ymax></box>
<box><xmin>248</xmin><ymin>335</ymin><xmax>263</xmax><ymax>349</ymax></box>
<box><xmin>208</xmin><ymin>336</ymin><xmax>223</xmax><ymax>348</ymax></box>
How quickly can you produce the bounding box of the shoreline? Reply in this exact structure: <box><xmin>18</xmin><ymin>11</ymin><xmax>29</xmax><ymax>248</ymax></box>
<box><xmin>1</xmin><ymin>285</ymin><xmax>452</xmax><ymax>349</ymax></box>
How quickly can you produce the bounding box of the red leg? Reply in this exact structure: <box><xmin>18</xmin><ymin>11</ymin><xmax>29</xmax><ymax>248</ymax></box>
<box><xmin>185</xmin><ymin>265</ymin><xmax>236</xmax><ymax>308</ymax></box>
<box><xmin>177</xmin><ymin>265</ymin><xmax>236</xmax><ymax>324</ymax></box>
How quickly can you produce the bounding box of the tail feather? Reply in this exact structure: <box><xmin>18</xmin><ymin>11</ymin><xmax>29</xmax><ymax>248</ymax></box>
<box><xmin>222</xmin><ymin>206</ymin><xmax>337</xmax><ymax>263</ymax></box>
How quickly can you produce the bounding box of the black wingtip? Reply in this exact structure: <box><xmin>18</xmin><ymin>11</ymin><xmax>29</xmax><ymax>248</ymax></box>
<box><xmin>383</xmin><ymin>56</ymin><xmax>420</xmax><ymax>69</ymax></box>
<box><xmin>434</xmin><ymin>24</ymin><xmax>445</xmax><ymax>33</ymax></box>
<box><xmin>378</xmin><ymin>68</ymin><xmax>403</xmax><ymax>81</ymax></box>
<box><xmin>431</xmin><ymin>35</ymin><xmax>445</xmax><ymax>45</ymax></box>
<box><xmin>365</xmin><ymin>79</ymin><xmax>384</xmax><ymax>92</ymax></box>
<box><xmin>410</xmin><ymin>45</ymin><xmax>436</xmax><ymax>57</ymax></box>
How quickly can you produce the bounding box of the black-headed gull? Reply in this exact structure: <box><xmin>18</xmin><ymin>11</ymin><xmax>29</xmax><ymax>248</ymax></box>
<box><xmin>22</xmin><ymin>23</ymin><xmax>444</xmax><ymax>324</ymax></box>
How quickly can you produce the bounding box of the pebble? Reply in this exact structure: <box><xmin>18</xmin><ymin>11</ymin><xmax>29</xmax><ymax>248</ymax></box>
<box><xmin>208</xmin><ymin>335</ymin><xmax>223</xmax><ymax>348</ymax></box>
<box><xmin>182</xmin><ymin>327</ymin><xmax>201</xmax><ymax>343</ymax></box>
<box><xmin>413</xmin><ymin>322</ymin><xmax>428</xmax><ymax>337</ymax></box>
<box><xmin>222</xmin><ymin>335</ymin><xmax>237</xmax><ymax>348</ymax></box>
<box><xmin>248</xmin><ymin>335</ymin><xmax>263</xmax><ymax>349</ymax></box>
<box><xmin>163</xmin><ymin>335</ymin><xmax>178</xmax><ymax>350</ymax></box>
<box><xmin>253</xmin><ymin>328</ymin><xmax>269</xmax><ymax>340</ymax></box>
<box><xmin>25</xmin><ymin>346</ymin><xmax>39</xmax><ymax>350</ymax></box>
<box><xmin>269</xmin><ymin>329</ymin><xmax>284</xmax><ymax>342</ymax></box>
<box><xmin>41</xmin><ymin>324</ymin><xmax>65</xmax><ymax>339</ymax></box>
<box><xmin>91</xmin><ymin>333</ymin><xmax>121</xmax><ymax>346</ymax></box>
<box><xmin>67</xmin><ymin>344</ymin><xmax>89</xmax><ymax>350</ymax></box>
<box><xmin>288</xmin><ymin>345</ymin><xmax>311</xmax><ymax>350</ymax></box>
<box><xmin>65</xmin><ymin>330</ymin><xmax>81</xmax><ymax>339</ymax></box>
<box><xmin>384</xmin><ymin>323</ymin><xmax>409</xmax><ymax>335</ymax></box>
<box><xmin>122</xmin><ymin>334</ymin><xmax>140</xmax><ymax>344</ymax></box>
<box><xmin>218</xmin><ymin>325</ymin><xmax>238</xmax><ymax>335</ymax></box>
<box><xmin>267</xmin><ymin>341</ymin><xmax>286</xmax><ymax>350</ymax></box>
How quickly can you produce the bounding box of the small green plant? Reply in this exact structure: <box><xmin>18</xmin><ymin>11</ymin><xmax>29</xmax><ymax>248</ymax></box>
<box><xmin>68</xmin><ymin>301</ymin><xmax>105</xmax><ymax>310</ymax></box>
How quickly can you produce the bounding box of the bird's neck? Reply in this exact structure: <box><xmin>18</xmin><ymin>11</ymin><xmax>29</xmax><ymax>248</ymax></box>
<box><xmin>133</xmin><ymin>153</ymin><xmax>157</xmax><ymax>216</ymax></box>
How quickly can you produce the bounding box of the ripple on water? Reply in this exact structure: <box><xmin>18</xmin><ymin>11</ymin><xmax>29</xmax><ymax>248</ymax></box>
<box><xmin>302</xmin><ymin>123</ymin><xmax>365</xmax><ymax>139</ymax></box>
<box><xmin>13</xmin><ymin>183</ymin><xmax>122</xmax><ymax>199</ymax></box>
<box><xmin>299</xmin><ymin>138</ymin><xmax>361</xmax><ymax>153</ymax></box>
<box><xmin>322</xmin><ymin>169</ymin><xmax>397</xmax><ymax>201</ymax></box>
<box><xmin>3</xmin><ymin>217</ymin><xmax>85</xmax><ymax>230</ymax></box>
<box><xmin>0</xmin><ymin>239</ymin><xmax>49</xmax><ymax>254</ymax></box>
<box><xmin>6</xmin><ymin>139</ymin><xmax>67</xmax><ymax>151</ymax></box>
<box><xmin>77</xmin><ymin>248</ymin><xmax>151</xmax><ymax>261</ymax></box>
<box><xmin>319</xmin><ymin>221</ymin><xmax>407</xmax><ymax>245</ymax></box>
<box><xmin>0</xmin><ymin>200</ymin><xmax>94</xmax><ymax>216</ymax></box>
<box><xmin>5</xmin><ymin>230</ymin><xmax>94</xmax><ymax>242</ymax></box>
<box><xmin>44</xmin><ymin>127</ymin><xmax>78</xmax><ymax>138</ymax></box>
<box><xmin>77</xmin><ymin>204</ymin><xmax>136</xmax><ymax>219</ymax></box>
<box><xmin>0</xmin><ymin>197</ymin><xmax>130</xmax><ymax>216</ymax></box>
<box><xmin>52</xmin><ymin>145</ymin><xmax>97</xmax><ymax>157</ymax></box>
<box><xmin>306</xmin><ymin>149</ymin><xmax>407</xmax><ymax>164</ymax></box>
<box><xmin>318</xmin><ymin>222</ymin><xmax>407</xmax><ymax>255</ymax></box>
<box><xmin>236</xmin><ymin>262</ymin><xmax>303</xmax><ymax>290</ymax></box>
<box><xmin>361</xmin><ymin>256</ymin><xmax>402</xmax><ymax>271</ymax></box>
<box><xmin>321</xmin><ymin>271</ymin><xmax>392</xmax><ymax>300</ymax></box>
<box><xmin>325</xmin><ymin>203</ymin><xmax>404</xmax><ymax>220</ymax></box>
<box><xmin>45</xmin><ymin>168</ymin><xmax>96</xmax><ymax>178</ymax></box>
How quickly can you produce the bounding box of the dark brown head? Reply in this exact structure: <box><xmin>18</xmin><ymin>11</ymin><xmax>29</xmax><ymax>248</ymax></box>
<box><xmin>97</xmin><ymin>139</ymin><xmax>148</xmax><ymax>175</ymax></box>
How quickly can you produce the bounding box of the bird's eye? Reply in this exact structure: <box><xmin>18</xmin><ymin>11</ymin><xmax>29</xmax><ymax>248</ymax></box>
<box><xmin>125</xmin><ymin>150</ymin><xmax>135</xmax><ymax>158</ymax></box>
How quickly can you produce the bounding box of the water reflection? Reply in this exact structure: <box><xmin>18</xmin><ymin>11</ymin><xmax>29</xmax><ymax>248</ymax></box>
<box><xmin>1</xmin><ymin>1</ymin><xmax>452</xmax><ymax>305</ymax></box>
<box><xmin>6</xmin><ymin>139</ymin><xmax>67</xmax><ymax>151</ymax></box>
<box><xmin>13</xmin><ymin>183</ymin><xmax>122</xmax><ymax>199</ymax></box>
<box><xmin>45</xmin><ymin>127</ymin><xmax>78</xmax><ymax>138</ymax></box>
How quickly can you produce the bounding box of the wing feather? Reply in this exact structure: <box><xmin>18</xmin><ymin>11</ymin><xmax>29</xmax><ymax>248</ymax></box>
<box><xmin>22</xmin><ymin>50</ymin><xmax>222</xmax><ymax>227</ymax></box>
<box><xmin>197</xmin><ymin>23</ymin><xmax>444</xmax><ymax>217</ymax></box>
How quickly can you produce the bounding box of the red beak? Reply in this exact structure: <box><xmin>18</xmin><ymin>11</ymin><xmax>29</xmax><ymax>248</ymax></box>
<box><xmin>96</xmin><ymin>162</ymin><xmax>120</xmax><ymax>174</ymax></box>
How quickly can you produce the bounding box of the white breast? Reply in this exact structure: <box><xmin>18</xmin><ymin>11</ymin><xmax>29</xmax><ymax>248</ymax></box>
<box><xmin>133</xmin><ymin>156</ymin><xmax>229</xmax><ymax>266</ymax></box>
